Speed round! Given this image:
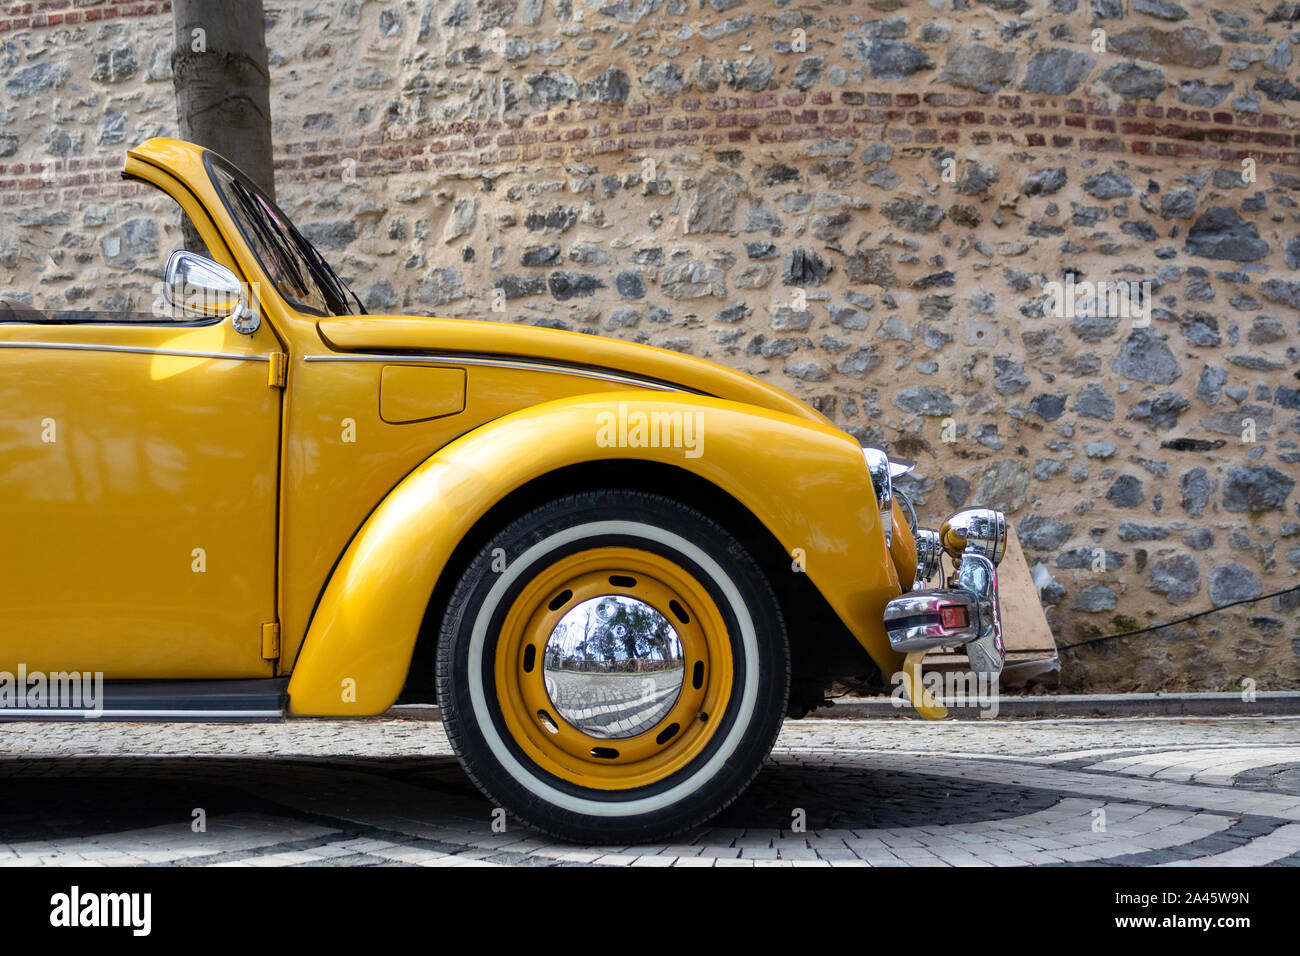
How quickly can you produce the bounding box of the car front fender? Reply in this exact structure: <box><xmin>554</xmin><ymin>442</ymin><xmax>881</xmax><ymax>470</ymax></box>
<box><xmin>286</xmin><ymin>391</ymin><xmax>905</xmax><ymax>715</ymax></box>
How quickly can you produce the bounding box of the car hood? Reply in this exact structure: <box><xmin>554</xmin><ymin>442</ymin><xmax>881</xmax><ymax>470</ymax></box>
<box><xmin>317</xmin><ymin>315</ymin><xmax>830</xmax><ymax>425</ymax></box>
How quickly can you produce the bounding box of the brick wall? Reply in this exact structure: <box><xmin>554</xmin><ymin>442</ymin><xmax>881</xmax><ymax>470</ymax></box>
<box><xmin>3</xmin><ymin>0</ymin><xmax>1299</xmax><ymax>691</ymax></box>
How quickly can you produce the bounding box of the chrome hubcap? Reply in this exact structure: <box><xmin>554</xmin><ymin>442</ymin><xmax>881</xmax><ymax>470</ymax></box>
<box><xmin>542</xmin><ymin>595</ymin><xmax>685</xmax><ymax>739</ymax></box>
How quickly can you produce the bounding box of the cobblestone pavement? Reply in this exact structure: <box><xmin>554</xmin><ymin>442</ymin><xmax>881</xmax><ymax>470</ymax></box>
<box><xmin>2</xmin><ymin>716</ymin><xmax>1299</xmax><ymax>867</ymax></box>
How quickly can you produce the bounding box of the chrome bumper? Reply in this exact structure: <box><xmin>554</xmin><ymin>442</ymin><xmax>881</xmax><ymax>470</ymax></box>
<box><xmin>884</xmin><ymin>551</ymin><xmax>1005</xmax><ymax>680</ymax></box>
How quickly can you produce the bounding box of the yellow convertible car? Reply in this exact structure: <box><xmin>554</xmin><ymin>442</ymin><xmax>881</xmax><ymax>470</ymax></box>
<box><xmin>0</xmin><ymin>139</ymin><xmax>1007</xmax><ymax>842</ymax></box>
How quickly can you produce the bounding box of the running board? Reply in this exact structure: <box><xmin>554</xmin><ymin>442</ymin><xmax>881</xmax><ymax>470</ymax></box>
<box><xmin>0</xmin><ymin>678</ymin><xmax>288</xmax><ymax>722</ymax></box>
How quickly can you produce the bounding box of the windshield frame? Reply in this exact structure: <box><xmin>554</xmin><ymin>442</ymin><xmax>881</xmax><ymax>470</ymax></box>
<box><xmin>202</xmin><ymin>151</ymin><xmax>365</xmax><ymax>319</ymax></box>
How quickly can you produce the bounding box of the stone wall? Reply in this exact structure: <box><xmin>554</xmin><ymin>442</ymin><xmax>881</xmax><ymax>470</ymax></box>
<box><xmin>2</xmin><ymin>0</ymin><xmax>1299</xmax><ymax>692</ymax></box>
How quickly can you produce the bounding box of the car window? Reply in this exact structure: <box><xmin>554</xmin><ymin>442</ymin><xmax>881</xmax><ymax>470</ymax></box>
<box><xmin>206</xmin><ymin>155</ymin><xmax>361</xmax><ymax>317</ymax></box>
<box><xmin>0</xmin><ymin>195</ymin><xmax>219</xmax><ymax>325</ymax></box>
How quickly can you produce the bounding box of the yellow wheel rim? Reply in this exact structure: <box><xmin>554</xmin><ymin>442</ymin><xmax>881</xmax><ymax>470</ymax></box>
<box><xmin>494</xmin><ymin>546</ymin><xmax>733</xmax><ymax>790</ymax></box>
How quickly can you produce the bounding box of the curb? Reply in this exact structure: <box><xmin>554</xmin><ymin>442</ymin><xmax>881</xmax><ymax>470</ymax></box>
<box><xmin>384</xmin><ymin>692</ymin><xmax>1300</xmax><ymax>723</ymax></box>
<box><xmin>809</xmin><ymin>691</ymin><xmax>1300</xmax><ymax>721</ymax></box>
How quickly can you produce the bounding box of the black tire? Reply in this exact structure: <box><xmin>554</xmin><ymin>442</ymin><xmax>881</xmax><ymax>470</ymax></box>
<box><xmin>436</xmin><ymin>489</ymin><xmax>789</xmax><ymax>844</ymax></box>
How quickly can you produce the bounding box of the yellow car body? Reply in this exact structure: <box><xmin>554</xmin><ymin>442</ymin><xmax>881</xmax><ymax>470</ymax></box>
<box><xmin>0</xmin><ymin>139</ymin><xmax>1008</xmax><ymax>839</ymax></box>
<box><xmin>0</xmin><ymin>138</ymin><xmax>910</xmax><ymax>704</ymax></box>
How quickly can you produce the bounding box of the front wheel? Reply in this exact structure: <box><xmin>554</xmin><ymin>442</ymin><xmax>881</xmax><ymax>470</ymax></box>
<box><xmin>436</xmin><ymin>489</ymin><xmax>789</xmax><ymax>844</ymax></box>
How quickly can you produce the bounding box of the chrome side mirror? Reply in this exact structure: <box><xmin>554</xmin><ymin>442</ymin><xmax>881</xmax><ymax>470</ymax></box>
<box><xmin>862</xmin><ymin>447</ymin><xmax>894</xmax><ymax>548</ymax></box>
<box><xmin>163</xmin><ymin>250</ymin><xmax>259</xmax><ymax>334</ymax></box>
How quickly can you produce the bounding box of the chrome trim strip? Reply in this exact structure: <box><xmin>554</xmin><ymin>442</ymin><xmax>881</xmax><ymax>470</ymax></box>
<box><xmin>0</xmin><ymin>341</ymin><xmax>270</xmax><ymax>362</ymax></box>
<box><xmin>303</xmin><ymin>352</ymin><xmax>682</xmax><ymax>392</ymax></box>
<box><xmin>0</xmin><ymin>709</ymin><xmax>283</xmax><ymax>720</ymax></box>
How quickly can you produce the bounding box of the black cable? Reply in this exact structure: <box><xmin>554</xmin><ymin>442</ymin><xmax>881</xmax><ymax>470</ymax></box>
<box><xmin>1056</xmin><ymin>582</ymin><xmax>1300</xmax><ymax>651</ymax></box>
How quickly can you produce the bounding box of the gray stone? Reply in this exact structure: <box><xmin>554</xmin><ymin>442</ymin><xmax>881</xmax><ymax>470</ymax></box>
<box><xmin>1179</xmin><ymin>468</ymin><xmax>1211</xmax><ymax>517</ymax></box>
<box><xmin>1058</xmin><ymin>547</ymin><xmax>1124</xmax><ymax>570</ymax></box>
<box><xmin>940</xmin><ymin>43</ymin><xmax>1017</xmax><ymax>92</ymax></box>
<box><xmin>614</xmin><ymin>270</ymin><xmax>645</xmax><ymax>299</ymax></box>
<box><xmin>1076</xmin><ymin>383</ymin><xmax>1115</xmax><ymax>419</ymax></box>
<box><xmin>720</xmin><ymin>56</ymin><xmax>774</xmax><ymax>92</ymax></box>
<box><xmin>1107</xmin><ymin>26</ymin><xmax>1222</xmax><ymax>68</ymax></box>
<box><xmin>96</xmin><ymin>110</ymin><xmax>126</xmax><ymax>146</ymax></box>
<box><xmin>548</xmin><ymin>272</ymin><xmax>605</xmax><ymax>300</ymax></box>
<box><xmin>1105</xmin><ymin>474</ymin><xmax>1145</xmax><ymax>508</ymax></box>
<box><xmin>1177</xmin><ymin>78</ymin><xmax>1233</xmax><ymax>106</ymax></box>
<box><xmin>567</xmin><ymin>243</ymin><xmax>610</xmax><ymax>266</ymax></box>
<box><xmin>583</xmin><ymin>67</ymin><xmax>630</xmax><ymax>104</ymax></box>
<box><xmin>783</xmin><ymin>361</ymin><xmax>828</xmax><ymax>382</ymax></box>
<box><xmin>524</xmin><ymin>206</ymin><xmax>578</xmax><ymax>233</ymax></box>
<box><xmin>1132</xmin><ymin>0</ymin><xmax>1189</xmax><ymax>20</ymax></box>
<box><xmin>792</xmin><ymin>56</ymin><xmax>823</xmax><ymax>90</ymax></box>
<box><xmin>1117</xmin><ymin>522</ymin><xmax>1170</xmax><ymax>542</ymax></box>
<box><xmin>1020</xmin><ymin>49</ymin><xmax>1094</xmax><ymax>94</ymax></box>
<box><xmin>300</xmin><ymin>220</ymin><xmax>357</xmax><ymax>251</ymax></box>
<box><xmin>597</xmin><ymin>0</ymin><xmax>663</xmax><ymax>23</ymax></box>
<box><xmin>810</xmin><ymin>212</ymin><xmax>851</xmax><ymax>241</ymax></box>
<box><xmin>497</xmin><ymin>274</ymin><xmax>547</xmax><ymax>299</ymax></box>
<box><xmin>1185</xmin><ymin>207</ymin><xmax>1270</xmax><ymax>261</ymax></box>
<box><xmin>880</xmin><ymin>196</ymin><xmax>945</xmax><ymax>232</ymax></box>
<box><xmin>843</xmin><ymin>249</ymin><xmax>897</xmax><ymax>288</ymax></box>
<box><xmin>1022</xmin><ymin>167</ymin><xmax>1068</xmax><ymax>196</ymax></box>
<box><xmin>1082</xmin><ymin>171</ymin><xmax>1134</xmax><ymax>199</ymax></box>
<box><xmin>993</xmin><ymin>355</ymin><xmax>1030</xmax><ymax>394</ymax></box>
<box><xmin>955</xmin><ymin>163</ymin><xmax>1000</xmax><ymax>196</ymax></box>
<box><xmin>944</xmin><ymin>476</ymin><xmax>970</xmax><ymax>509</ymax></box>
<box><xmin>661</xmin><ymin>260</ymin><xmax>725</xmax><ymax>299</ymax></box>
<box><xmin>685</xmin><ymin>173</ymin><xmax>738</xmax><ymax>234</ymax></box>
<box><xmin>894</xmin><ymin>385</ymin><xmax>954</xmax><ymax>416</ymax></box>
<box><xmin>1209</xmin><ymin>563</ymin><xmax>1262</xmax><ymax>604</ymax></box>
<box><xmin>360</xmin><ymin>279</ymin><xmax>397</xmax><ymax>311</ymax></box>
<box><xmin>1018</xmin><ymin>515</ymin><xmax>1076</xmax><ymax>550</ymax></box>
<box><xmin>769</xmin><ymin>307</ymin><xmax>812</xmax><ymax>332</ymax></box>
<box><xmin>1183</xmin><ymin>528</ymin><xmax>1214</xmax><ymax>550</ymax></box>
<box><xmin>1223</xmin><ymin>465</ymin><xmax>1294</xmax><ymax>512</ymax></box>
<box><xmin>1160</xmin><ymin>188</ymin><xmax>1197</xmax><ymax>219</ymax></box>
<box><xmin>1147</xmin><ymin>554</ymin><xmax>1200</xmax><ymax>605</ymax></box>
<box><xmin>90</xmin><ymin>45</ymin><xmax>138</xmax><ymax>84</ymax></box>
<box><xmin>840</xmin><ymin>346</ymin><xmax>883</xmax><ymax>379</ymax></box>
<box><xmin>859</xmin><ymin>40</ymin><xmax>934</xmax><ymax>79</ymax></box>
<box><xmin>975</xmin><ymin>460</ymin><xmax>1031</xmax><ymax>513</ymax></box>
<box><xmin>416</xmin><ymin>267</ymin><xmax>467</xmax><ymax>306</ymax></box>
<box><xmin>443</xmin><ymin>197</ymin><xmax>477</xmax><ymax>243</ymax></box>
<box><xmin>1247</xmin><ymin>315</ymin><xmax>1286</xmax><ymax>345</ymax></box>
<box><xmin>1260</xmin><ymin>278</ymin><xmax>1300</xmax><ymax>311</ymax></box>
<box><xmin>1112</xmin><ymin>328</ymin><xmax>1180</xmax><ymax>384</ymax></box>
<box><xmin>1072</xmin><ymin>585</ymin><xmax>1118</xmax><ymax>612</ymax></box>
<box><xmin>1127</xmin><ymin>392</ymin><xmax>1190</xmax><ymax>429</ymax></box>
<box><xmin>781</xmin><ymin>247</ymin><xmax>831</xmax><ymax>286</ymax></box>
<box><xmin>1180</xmin><ymin>311</ymin><xmax>1221</xmax><ymax>347</ymax></box>
<box><xmin>521</xmin><ymin>244</ymin><xmax>562</xmax><ymax>266</ymax></box>
<box><xmin>1100</xmin><ymin>62</ymin><xmax>1167</xmax><ymax>99</ymax></box>
<box><xmin>4</xmin><ymin>61</ymin><xmax>69</xmax><ymax>99</ymax></box>
<box><xmin>101</xmin><ymin>217</ymin><xmax>159</xmax><ymax>268</ymax></box>
<box><xmin>1029</xmin><ymin>393</ymin><xmax>1068</xmax><ymax>421</ymax></box>
<box><xmin>524</xmin><ymin>71</ymin><xmax>579</xmax><ymax>108</ymax></box>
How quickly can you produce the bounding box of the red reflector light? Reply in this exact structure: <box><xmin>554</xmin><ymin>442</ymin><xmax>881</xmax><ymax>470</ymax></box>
<box><xmin>940</xmin><ymin>605</ymin><xmax>969</xmax><ymax>629</ymax></box>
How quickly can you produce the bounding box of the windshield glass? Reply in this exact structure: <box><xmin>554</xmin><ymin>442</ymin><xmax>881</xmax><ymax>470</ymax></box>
<box><xmin>206</xmin><ymin>154</ymin><xmax>363</xmax><ymax>317</ymax></box>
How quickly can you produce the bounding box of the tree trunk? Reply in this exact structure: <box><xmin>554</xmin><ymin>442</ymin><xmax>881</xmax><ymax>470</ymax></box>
<box><xmin>170</xmin><ymin>0</ymin><xmax>275</xmax><ymax>204</ymax></box>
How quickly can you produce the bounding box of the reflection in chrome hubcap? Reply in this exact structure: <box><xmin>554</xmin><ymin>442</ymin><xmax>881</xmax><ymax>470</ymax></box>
<box><xmin>543</xmin><ymin>595</ymin><xmax>685</xmax><ymax>740</ymax></box>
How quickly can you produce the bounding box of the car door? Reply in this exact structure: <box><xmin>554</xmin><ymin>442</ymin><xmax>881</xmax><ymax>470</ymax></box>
<box><xmin>0</xmin><ymin>205</ymin><xmax>283</xmax><ymax>679</ymax></box>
